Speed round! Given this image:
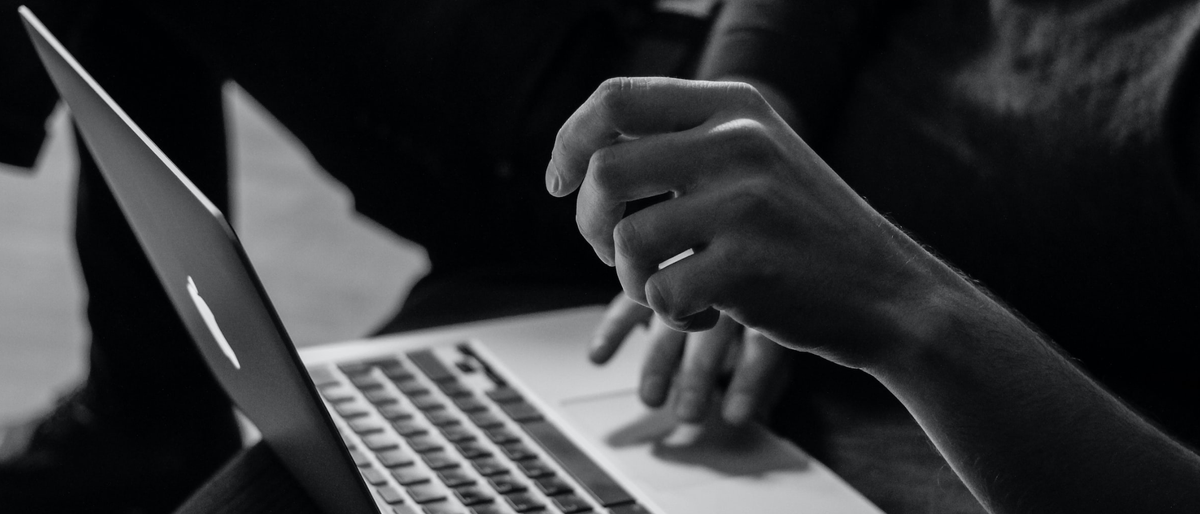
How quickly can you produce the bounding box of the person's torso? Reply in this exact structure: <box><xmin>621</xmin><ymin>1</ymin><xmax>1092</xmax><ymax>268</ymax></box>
<box><xmin>825</xmin><ymin>0</ymin><xmax>1200</xmax><ymax>443</ymax></box>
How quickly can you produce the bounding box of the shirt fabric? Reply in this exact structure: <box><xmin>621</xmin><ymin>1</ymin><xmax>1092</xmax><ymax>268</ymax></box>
<box><xmin>711</xmin><ymin>0</ymin><xmax>1200</xmax><ymax>446</ymax></box>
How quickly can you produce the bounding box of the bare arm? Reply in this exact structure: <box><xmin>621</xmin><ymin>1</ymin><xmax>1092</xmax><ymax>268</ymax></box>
<box><xmin>869</xmin><ymin>247</ymin><xmax>1200</xmax><ymax>512</ymax></box>
<box><xmin>549</xmin><ymin>77</ymin><xmax>1200</xmax><ymax>513</ymax></box>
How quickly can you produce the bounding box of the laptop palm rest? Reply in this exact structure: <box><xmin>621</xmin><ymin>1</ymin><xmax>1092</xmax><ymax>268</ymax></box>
<box><xmin>314</xmin><ymin>307</ymin><xmax>883</xmax><ymax>513</ymax></box>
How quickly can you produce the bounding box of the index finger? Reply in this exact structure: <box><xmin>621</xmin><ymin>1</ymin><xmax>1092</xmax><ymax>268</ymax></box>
<box><xmin>590</xmin><ymin>294</ymin><xmax>653</xmax><ymax>364</ymax></box>
<box><xmin>546</xmin><ymin>78</ymin><xmax>758</xmax><ymax>197</ymax></box>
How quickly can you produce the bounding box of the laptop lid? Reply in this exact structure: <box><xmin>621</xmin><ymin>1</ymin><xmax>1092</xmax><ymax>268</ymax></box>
<box><xmin>19</xmin><ymin>7</ymin><xmax>378</xmax><ymax>514</ymax></box>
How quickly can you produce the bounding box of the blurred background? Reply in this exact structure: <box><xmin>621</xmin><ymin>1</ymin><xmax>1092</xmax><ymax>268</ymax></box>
<box><xmin>0</xmin><ymin>85</ymin><xmax>428</xmax><ymax>421</ymax></box>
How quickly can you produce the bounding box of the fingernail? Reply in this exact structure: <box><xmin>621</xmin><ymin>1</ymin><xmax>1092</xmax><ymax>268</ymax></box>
<box><xmin>641</xmin><ymin>377</ymin><xmax>668</xmax><ymax>407</ymax></box>
<box><xmin>675</xmin><ymin>390</ymin><xmax>706</xmax><ymax>422</ymax></box>
<box><xmin>723</xmin><ymin>393</ymin><xmax>754</xmax><ymax>425</ymax></box>
<box><xmin>545</xmin><ymin>160</ymin><xmax>560</xmax><ymax>194</ymax></box>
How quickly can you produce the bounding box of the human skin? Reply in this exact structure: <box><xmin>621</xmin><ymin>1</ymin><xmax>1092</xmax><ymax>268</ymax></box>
<box><xmin>590</xmin><ymin>296</ymin><xmax>789</xmax><ymax>425</ymax></box>
<box><xmin>548</xmin><ymin>77</ymin><xmax>1200</xmax><ymax>513</ymax></box>
<box><xmin>586</xmin><ymin>76</ymin><xmax>800</xmax><ymax>427</ymax></box>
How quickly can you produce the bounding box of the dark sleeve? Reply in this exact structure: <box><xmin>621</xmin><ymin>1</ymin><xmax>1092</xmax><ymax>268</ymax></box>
<box><xmin>0</xmin><ymin>0</ymin><xmax>93</xmax><ymax>170</ymax></box>
<box><xmin>698</xmin><ymin>0</ymin><xmax>902</xmax><ymax>137</ymax></box>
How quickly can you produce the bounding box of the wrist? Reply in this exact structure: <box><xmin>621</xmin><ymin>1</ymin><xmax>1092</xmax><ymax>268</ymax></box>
<box><xmin>860</xmin><ymin>246</ymin><xmax>989</xmax><ymax>382</ymax></box>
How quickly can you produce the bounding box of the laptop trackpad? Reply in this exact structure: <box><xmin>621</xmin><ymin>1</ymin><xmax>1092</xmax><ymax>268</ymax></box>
<box><xmin>560</xmin><ymin>392</ymin><xmax>810</xmax><ymax>492</ymax></box>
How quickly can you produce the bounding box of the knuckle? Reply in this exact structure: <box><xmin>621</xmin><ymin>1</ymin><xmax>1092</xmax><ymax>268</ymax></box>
<box><xmin>730</xmin><ymin>176</ymin><xmax>783</xmax><ymax>218</ymax></box>
<box><xmin>595</xmin><ymin>77</ymin><xmax>638</xmax><ymax>118</ymax></box>
<box><xmin>612</xmin><ymin>217</ymin><xmax>648</xmax><ymax>261</ymax></box>
<box><xmin>725</xmin><ymin>81</ymin><xmax>769</xmax><ymax>111</ymax></box>
<box><xmin>713</xmin><ymin>119</ymin><xmax>775</xmax><ymax>164</ymax></box>
<box><xmin>587</xmin><ymin>147</ymin><xmax>622</xmax><ymax>195</ymax></box>
<box><xmin>704</xmin><ymin>236</ymin><xmax>766</xmax><ymax>300</ymax></box>
<box><xmin>578</xmin><ymin>217</ymin><xmax>609</xmax><ymax>246</ymax></box>
<box><xmin>574</xmin><ymin>205</ymin><xmax>606</xmax><ymax>244</ymax></box>
<box><xmin>645</xmin><ymin>278</ymin><xmax>684</xmax><ymax>324</ymax></box>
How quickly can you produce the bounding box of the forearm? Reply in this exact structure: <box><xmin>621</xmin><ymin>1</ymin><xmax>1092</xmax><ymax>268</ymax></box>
<box><xmin>869</xmin><ymin>264</ymin><xmax>1200</xmax><ymax>513</ymax></box>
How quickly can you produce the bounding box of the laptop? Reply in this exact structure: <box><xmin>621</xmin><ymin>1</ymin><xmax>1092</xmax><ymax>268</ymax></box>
<box><xmin>20</xmin><ymin>7</ymin><xmax>881</xmax><ymax>514</ymax></box>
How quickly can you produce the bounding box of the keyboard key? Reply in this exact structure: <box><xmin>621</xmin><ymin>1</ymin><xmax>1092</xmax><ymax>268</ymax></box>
<box><xmin>455</xmin><ymin>441</ymin><xmax>491</xmax><ymax>460</ymax></box>
<box><xmin>407</xmin><ymin>434</ymin><xmax>443</xmax><ymax>453</ymax></box>
<box><xmin>521</xmin><ymin>419</ymin><xmax>635</xmax><ymax>507</ymax></box>
<box><xmin>391</xmin><ymin>466</ymin><xmax>433</xmax><ymax>486</ymax></box>
<box><xmin>361</xmin><ymin>467</ymin><xmax>389</xmax><ymax>486</ymax></box>
<box><xmin>349</xmin><ymin>418</ymin><xmax>385</xmax><ymax>435</ymax></box>
<box><xmin>350</xmin><ymin>448</ymin><xmax>372</xmax><ymax>467</ymax></box>
<box><xmin>500</xmin><ymin>443</ymin><xmax>536</xmax><ymax>461</ymax></box>
<box><xmin>516</xmin><ymin>459</ymin><xmax>553</xmax><ymax>478</ymax></box>
<box><xmin>503</xmin><ymin>492</ymin><xmax>544</xmax><ymax>513</ymax></box>
<box><xmin>406</xmin><ymin>483</ymin><xmax>448</xmax><ymax>504</ymax></box>
<box><xmin>351</xmin><ymin>374</ymin><xmax>387</xmax><ymax>391</ymax></box>
<box><xmin>426</xmin><ymin>411</ymin><xmax>461</xmax><ymax>427</ymax></box>
<box><xmin>335</xmin><ymin>402</ymin><xmax>371</xmax><ymax>419</ymax></box>
<box><xmin>471</xmin><ymin>457</ymin><xmax>508</xmax><ymax>476</ymax></box>
<box><xmin>534</xmin><ymin>476</ymin><xmax>572</xmax><ymax>496</ymax></box>
<box><xmin>338</xmin><ymin>361</ymin><xmax>374</xmax><ymax>376</ymax></box>
<box><xmin>551</xmin><ymin>493</ymin><xmax>593</xmax><ymax>513</ymax></box>
<box><xmin>391</xmin><ymin>506</ymin><xmax>421</xmax><ymax>514</ymax></box>
<box><xmin>485</xmin><ymin>387</ymin><xmax>522</xmax><ymax>404</ymax></box>
<box><xmin>439</xmin><ymin>425</ymin><xmax>476</xmax><ymax>443</ymax></box>
<box><xmin>383</xmin><ymin>366</ymin><xmax>416</xmax><ymax>382</ymax></box>
<box><xmin>321</xmin><ymin>385</ymin><xmax>356</xmax><ymax>404</ymax></box>
<box><xmin>437</xmin><ymin>380</ymin><xmax>472</xmax><ymax>398</ymax></box>
<box><xmin>487</xmin><ymin>474</ymin><xmax>527</xmax><ymax>494</ymax></box>
<box><xmin>412</xmin><ymin>396</ymin><xmax>446</xmax><ymax>412</ymax></box>
<box><xmin>368</xmin><ymin>358</ymin><xmax>413</xmax><ymax>380</ymax></box>
<box><xmin>468</xmin><ymin>411</ymin><xmax>503</xmax><ymax>428</ymax></box>
<box><xmin>363</xmin><ymin>433</ymin><xmax>402</xmax><ymax>452</ymax></box>
<box><xmin>365</xmin><ymin>389</ymin><xmax>400</xmax><ymax>405</ymax></box>
<box><xmin>498</xmin><ymin>402</ymin><xmax>542</xmax><ymax>423</ymax></box>
<box><xmin>392</xmin><ymin>420</ymin><xmax>429</xmax><ymax>437</ymax></box>
<box><xmin>379</xmin><ymin>404</ymin><xmax>416</xmax><ymax>421</ymax></box>
<box><xmin>469</xmin><ymin>505</ymin><xmax>508</xmax><ymax>514</ymax></box>
<box><xmin>437</xmin><ymin>468</ymin><xmax>476</xmax><ymax>488</ymax></box>
<box><xmin>307</xmin><ymin>366</ymin><xmax>340</xmax><ymax>388</ymax></box>
<box><xmin>376</xmin><ymin>448</ymin><xmax>416</xmax><ymax>468</ymax></box>
<box><xmin>376</xmin><ymin>484</ymin><xmax>406</xmax><ymax>504</ymax></box>
<box><xmin>454</xmin><ymin>485</ymin><xmax>494</xmax><ymax>506</ymax></box>
<box><xmin>408</xmin><ymin>350</ymin><xmax>456</xmax><ymax>382</ymax></box>
<box><xmin>453</xmin><ymin>396</ymin><xmax>487</xmax><ymax>413</ymax></box>
<box><xmin>421</xmin><ymin>502</ymin><xmax>468</xmax><ymax>514</ymax></box>
<box><xmin>422</xmin><ymin>451</ymin><xmax>461</xmax><ymax>470</ymax></box>
<box><xmin>395</xmin><ymin>380</ymin><xmax>431</xmax><ymax>397</ymax></box>
<box><xmin>483</xmin><ymin>427</ymin><xmax>519</xmax><ymax>444</ymax></box>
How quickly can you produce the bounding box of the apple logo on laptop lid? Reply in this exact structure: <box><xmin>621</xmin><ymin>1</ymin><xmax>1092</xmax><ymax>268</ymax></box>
<box><xmin>187</xmin><ymin>276</ymin><xmax>241</xmax><ymax>370</ymax></box>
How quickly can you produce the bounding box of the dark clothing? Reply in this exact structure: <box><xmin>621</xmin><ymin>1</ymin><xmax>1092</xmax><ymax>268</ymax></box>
<box><xmin>699</xmin><ymin>0</ymin><xmax>898</xmax><ymax>138</ymax></box>
<box><xmin>707</xmin><ymin>0</ymin><xmax>1200</xmax><ymax>448</ymax></box>
<box><xmin>824</xmin><ymin>0</ymin><xmax>1200</xmax><ymax>448</ymax></box>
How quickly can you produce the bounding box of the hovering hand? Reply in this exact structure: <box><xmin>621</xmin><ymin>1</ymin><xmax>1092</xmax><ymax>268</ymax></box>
<box><xmin>548</xmin><ymin>78</ymin><xmax>933</xmax><ymax>369</ymax></box>
<box><xmin>591</xmin><ymin>294</ymin><xmax>790</xmax><ymax>425</ymax></box>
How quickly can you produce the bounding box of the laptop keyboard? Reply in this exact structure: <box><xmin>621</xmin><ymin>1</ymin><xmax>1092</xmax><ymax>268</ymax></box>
<box><xmin>310</xmin><ymin>346</ymin><xmax>651</xmax><ymax>514</ymax></box>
